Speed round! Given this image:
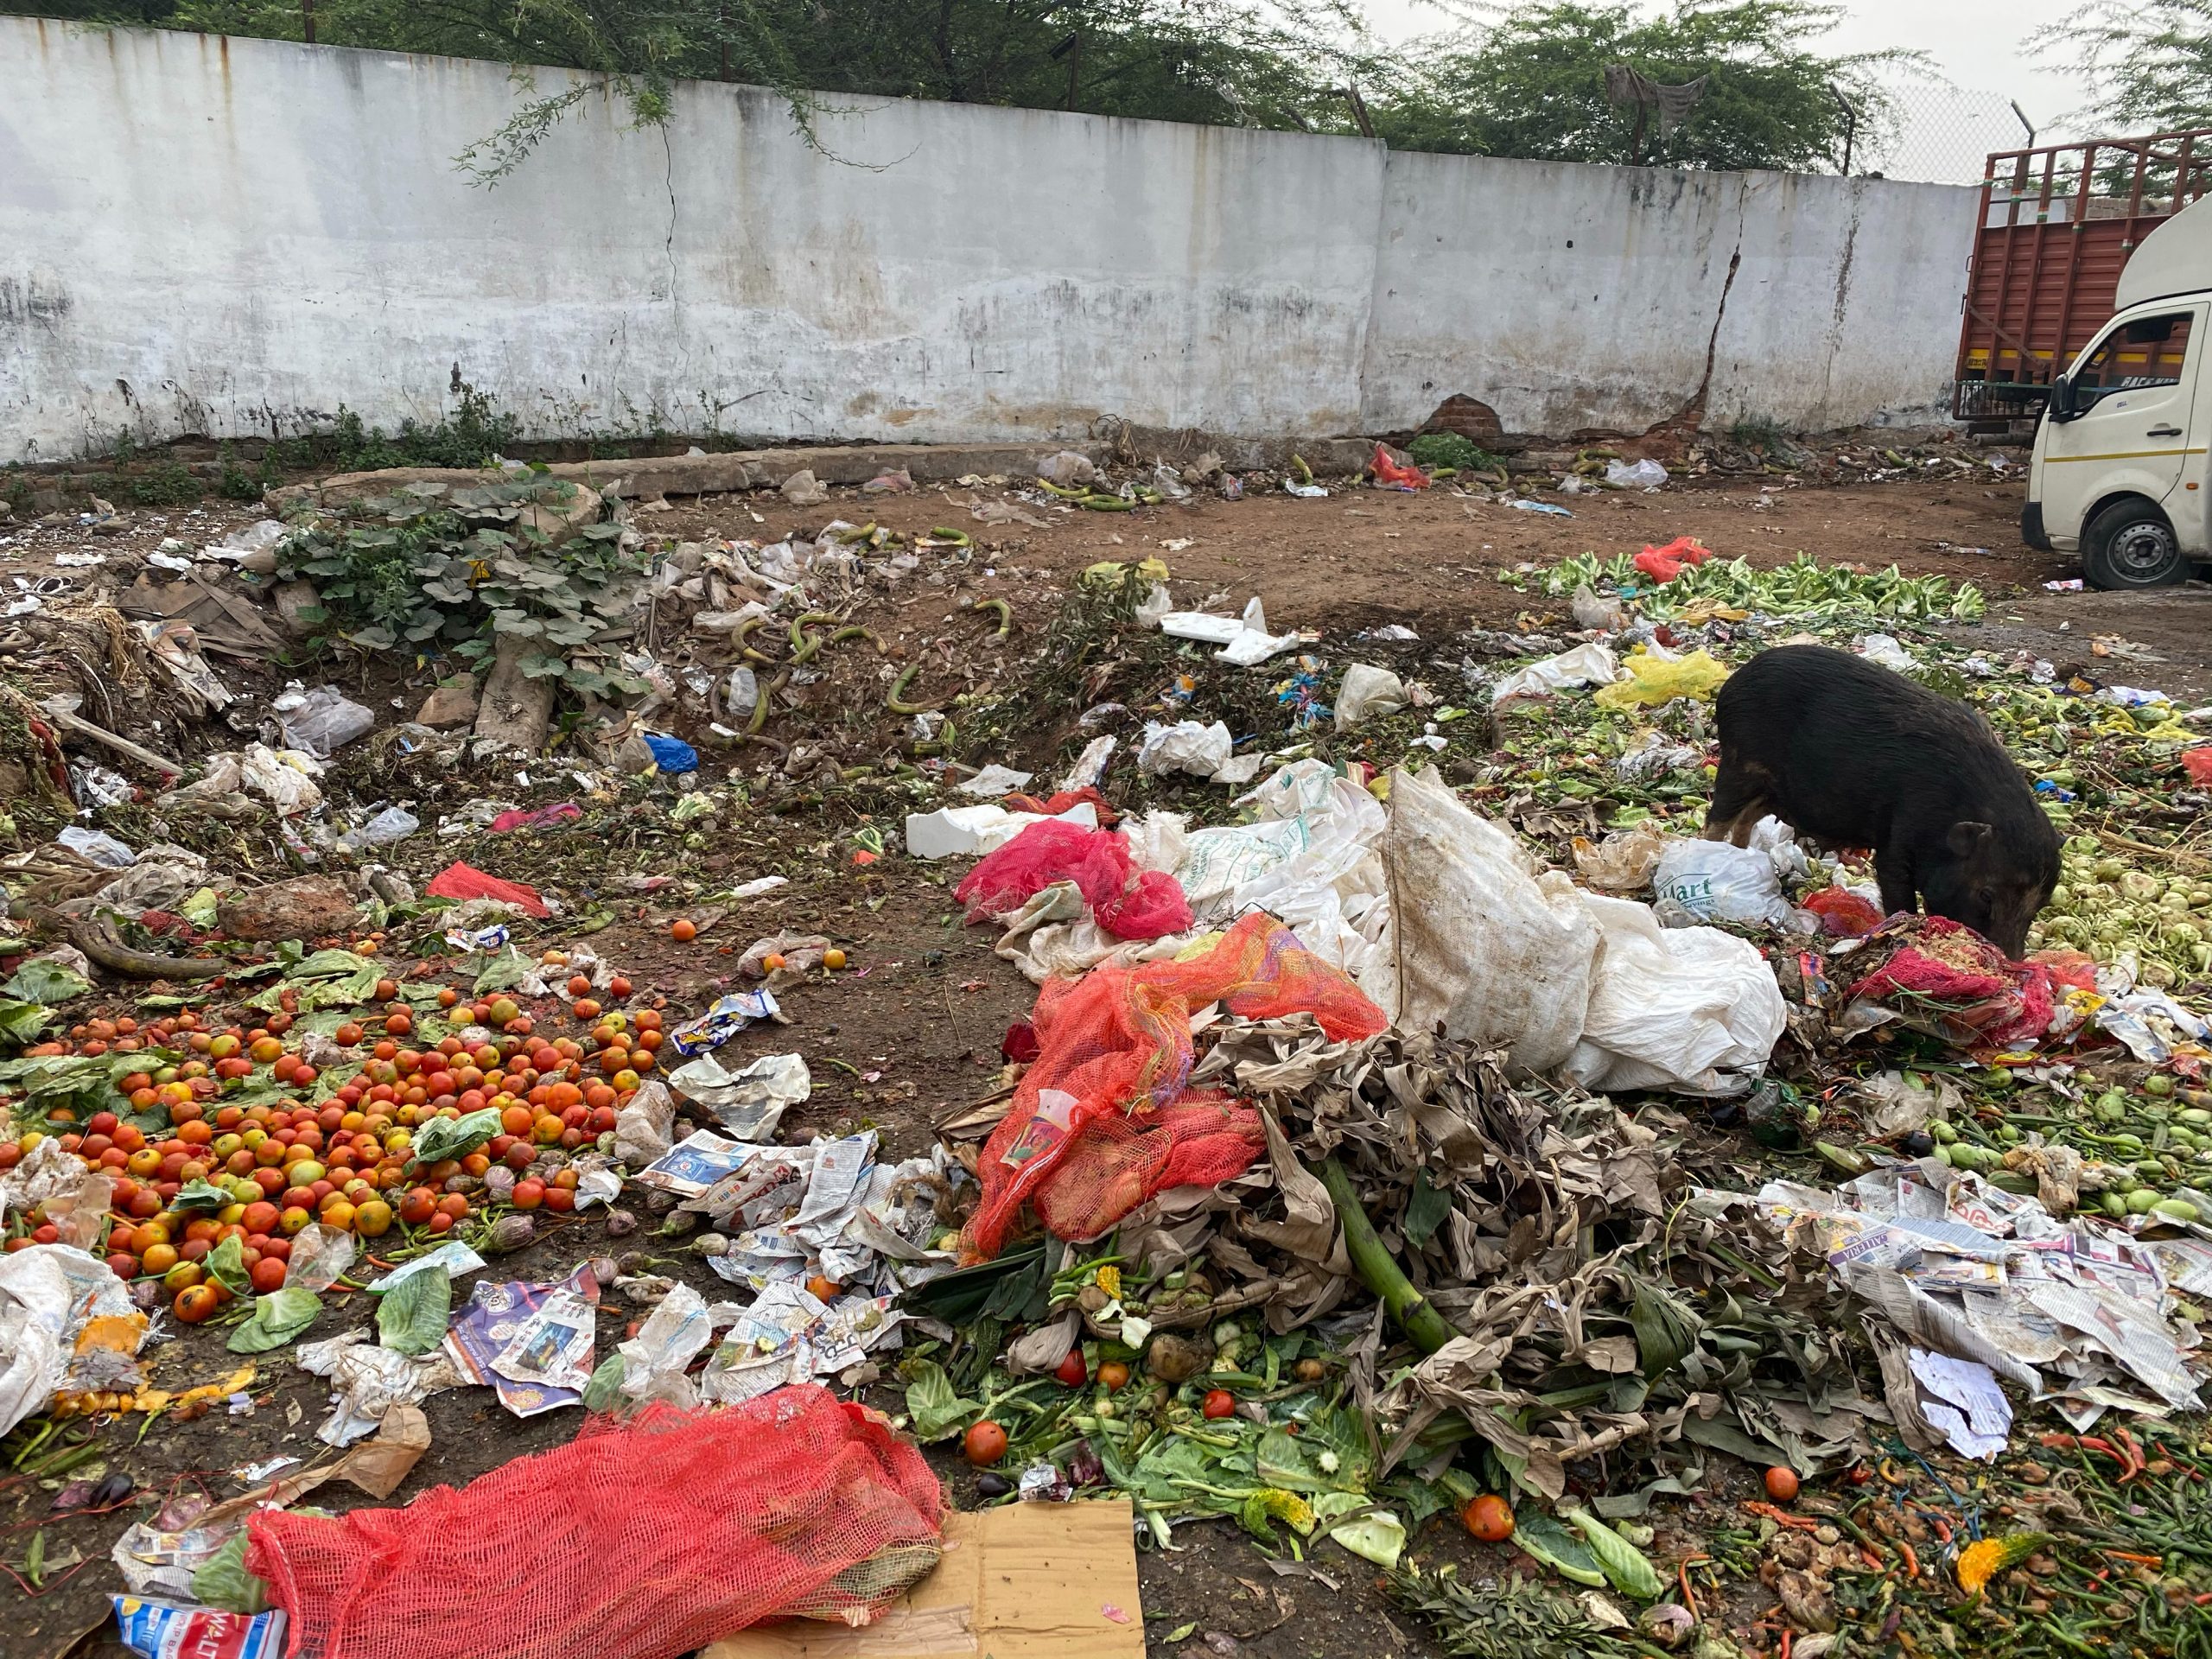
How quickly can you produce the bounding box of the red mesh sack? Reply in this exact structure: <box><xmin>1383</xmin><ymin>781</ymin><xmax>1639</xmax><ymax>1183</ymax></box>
<box><xmin>1004</xmin><ymin>785</ymin><xmax>1120</xmax><ymax>826</ymax></box>
<box><xmin>964</xmin><ymin>912</ymin><xmax>1387</xmax><ymax>1256</ymax></box>
<box><xmin>423</xmin><ymin>860</ymin><xmax>550</xmax><ymax>918</ymax></box>
<box><xmin>955</xmin><ymin>819</ymin><xmax>1192</xmax><ymax>940</ymax></box>
<box><xmin>1845</xmin><ymin>916</ymin><xmax>2052</xmax><ymax>1048</ymax></box>
<box><xmin>244</xmin><ymin>1389</ymin><xmax>942</xmax><ymax>1659</ymax></box>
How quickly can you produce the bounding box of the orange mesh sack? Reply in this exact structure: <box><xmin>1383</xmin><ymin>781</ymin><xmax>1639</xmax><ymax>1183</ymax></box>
<box><xmin>965</xmin><ymin>912</ymin><xmax>1388</xmax><ymax>1255</ymax></box>
<box><xmin>244</xmin><ymin>1389</ymin><xmax>943</xmax><ymax>1659</ymax></box>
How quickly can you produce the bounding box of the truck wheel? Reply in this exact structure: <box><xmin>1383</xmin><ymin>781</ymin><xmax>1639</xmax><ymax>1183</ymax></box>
<box><xmin>2082</xmin><ymin>499</ymin><xmax>2188</xmax><ymax>589</ymax></box>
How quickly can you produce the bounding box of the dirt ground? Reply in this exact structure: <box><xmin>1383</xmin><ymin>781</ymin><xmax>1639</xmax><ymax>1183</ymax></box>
<box><xmin>3</xmin><ymin>454</ymin><xmax>2210</xmax><ymax>1659</ymax></box>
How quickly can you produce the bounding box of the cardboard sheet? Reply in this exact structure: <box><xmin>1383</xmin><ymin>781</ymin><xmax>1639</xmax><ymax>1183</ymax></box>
<box><xmin>703</xmin><ymin>1498</ymin><xmax>1144</xmax><ymax>1659</ymax></box>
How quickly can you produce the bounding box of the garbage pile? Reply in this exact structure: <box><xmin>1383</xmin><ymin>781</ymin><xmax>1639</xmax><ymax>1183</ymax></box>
<box><xmin>3</xmin><ymin>474</ymin><xmax>2212</xmax><ymax>1659</ymax></box>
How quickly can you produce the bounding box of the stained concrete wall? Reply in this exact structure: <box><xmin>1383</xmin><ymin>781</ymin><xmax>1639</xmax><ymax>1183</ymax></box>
<box><xmin>1359</xmin><ymin>156</ymin><xmax>1980</xmax><ymax>435</ymax></box>
<box><xmin>0</xmin><ymin>18</ymin><xmax>1980</xmax><ymax>464</ymax></box>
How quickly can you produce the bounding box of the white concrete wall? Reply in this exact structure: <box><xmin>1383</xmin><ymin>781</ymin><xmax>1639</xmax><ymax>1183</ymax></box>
<box><xmin>1358</xmin><ymin>155</ymin><xmax>1980</xmax><ymax>435</ymax></box>
<box><xmin>0</xmin><ymin>19</ymin><xmax>1980</xmax><ymax>464</ymax></box>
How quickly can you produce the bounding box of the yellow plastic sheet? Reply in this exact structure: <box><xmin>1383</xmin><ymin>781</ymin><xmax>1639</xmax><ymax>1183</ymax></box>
<box><xmin>1592</xmin><ymin>648</ymin><xmax>1731</xmax><ymax>710</ymax></box>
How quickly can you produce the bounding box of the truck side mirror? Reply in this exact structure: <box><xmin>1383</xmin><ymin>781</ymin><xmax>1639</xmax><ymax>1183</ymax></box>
<box><xmin>2050</xmin><ymin>374</ymin><xmax>2075</xmax><ymax>421</ymax></box>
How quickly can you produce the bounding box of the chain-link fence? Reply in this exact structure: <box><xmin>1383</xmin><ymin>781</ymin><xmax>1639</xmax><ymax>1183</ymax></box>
<box><xmin>1857</xmin><ymin>81</ymin><xmax>2036</xmax><ymax>185</ymax></box>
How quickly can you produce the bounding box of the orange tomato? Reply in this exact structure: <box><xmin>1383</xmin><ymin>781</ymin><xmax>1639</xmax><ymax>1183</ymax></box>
<box><xmin>174</xmin><ymin>1283</ymin><xmax>220</xmax><ymax>1323</ymax></box>
<box><xmin>1462</xmin><ymin>1494</ymin><xmax>1515</xmax><ymax>1542</ymax></box>
<box><xmin>670</xmin><ymin>918</ymin><xmax>698</xmax><ymax>942</ymax></box>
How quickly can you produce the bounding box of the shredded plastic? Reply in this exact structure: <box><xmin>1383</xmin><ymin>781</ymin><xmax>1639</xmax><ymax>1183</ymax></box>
<box><xmin>956</xmin><ymin>820</ymin><xmax>1192</xmax><ymax>940</ymax></box>
<box><xmin>963</xmin><ymin>912</ymin><xmax>1387</xmax><ymax>1257</ymax></box>
<box><xmin>244</xmin><ymin>1389</ymin><xmax>942</xmax><ymax>1659</ymax></box>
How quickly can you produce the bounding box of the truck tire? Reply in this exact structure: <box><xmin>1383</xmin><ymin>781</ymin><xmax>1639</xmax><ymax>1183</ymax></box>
<box><xmin>2082</xmin><ymin>498</ymin><xmax>2190</xmax><ymax>589</ymax></box>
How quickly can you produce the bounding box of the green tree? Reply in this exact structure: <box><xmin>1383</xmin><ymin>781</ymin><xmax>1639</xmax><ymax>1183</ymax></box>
<box><xmin>2033</xmin><ymin>1</ymin><xmax>2212</xmax><ymax>134</ymax></box>
<box><xmin>5</xmin><ymin>1</ymin><xmax>1368</xmax><ymax>176</ymax></box>
<box><xmin>1367</xmin><ymin>1</ymin><xmax>1904</xmax><ymax>173</ymax></box>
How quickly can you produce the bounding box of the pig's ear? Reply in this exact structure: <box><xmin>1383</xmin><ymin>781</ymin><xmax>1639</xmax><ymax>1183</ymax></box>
<box><xmin>1948</xmin><ymin>821</ymin><xmax>1994</xmax><ymax>855</ymax></box>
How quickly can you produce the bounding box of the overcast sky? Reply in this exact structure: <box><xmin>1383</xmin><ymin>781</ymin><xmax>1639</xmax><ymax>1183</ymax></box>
<box><xmin>1356</xmin><ymin>0</ymin><xmax>2103</xmax><ymax>175</ymax></box>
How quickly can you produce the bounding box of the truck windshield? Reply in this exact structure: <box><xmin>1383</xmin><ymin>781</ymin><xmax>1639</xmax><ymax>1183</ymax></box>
<box><xmin>2075</xmin><ymin>312</ymin><xmax>2194</xmax><ymax>399</ymax></box>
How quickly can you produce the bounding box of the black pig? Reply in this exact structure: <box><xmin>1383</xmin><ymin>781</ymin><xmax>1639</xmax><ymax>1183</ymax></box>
<box><xmin>1705</xmin><ymin>645</ymin><xmax>2059</xmax><ymax>956</ymax></box>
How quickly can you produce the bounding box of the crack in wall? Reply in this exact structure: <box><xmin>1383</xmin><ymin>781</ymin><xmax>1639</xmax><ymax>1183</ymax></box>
<box><xmin>1644</xmin><ymin>181</ymin><xmax>1747</xmax><ymax>445</ymax></box>
<box><xmin>1815</xmin><ymin>193</ymin><xmax>1863</xmax><ymax>420</ymax></box>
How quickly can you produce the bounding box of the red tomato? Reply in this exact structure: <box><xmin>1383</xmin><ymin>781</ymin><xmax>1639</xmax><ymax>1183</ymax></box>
<box><xmin>1055</xmin><ymin>1350</ymin><xmax>1088</xmax><ymax>1388</ymax></box>
<box><xmin>963</xmin><ymin>1421</ymin><xmax>1008</xmax><ymax>1466</ymax></box>
<box><xmin>1201</xmin><ymin>1389</ymin><xmax>1236</xmax><ymax>1420</ymax></box>
<box><xmin>1462</xmin><ymin>1494</ymin><xmax>1515</xmax><ymax>1542</ymax></box>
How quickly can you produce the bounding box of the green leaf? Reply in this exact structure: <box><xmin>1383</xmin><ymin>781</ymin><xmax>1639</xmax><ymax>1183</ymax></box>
<box><xmin>407</xmin><ymin>1107</ymin><xmax>500</xmax><ymax>1166</ymax></box>
<box><xmin>378</xmin><ymin>1264</ymin><xmax>452</xmax><ymax>1356</ymax></box>
<box><xmin>1165</xmin><ymin>1624</ymin><xmax>1197</xmax><ymax>1643</ymax></box>
<box><xmin>1629</xmin><ymin>1276</ymin><xmax>1703</xmax><ymax>1378</ymax></box>
<box><xmin>518</xmin><ymin>652</ymin><xmax>570</xmax><ymax>679</ymax></box>
<box><xmin>582</xmin><ymin>1352</ymin><xmax>626</xmax><ymax>1413</ymax></box>
<box><xmin>172</xmin><ymin>1178</ymin><xmax>233</xmax><ymax>1213</ymax></box>
<box><xmin>1312</xmin><ymin>1492</ymin><xmax>1405</xmax><ymax>1568</ymax></box>
<box><xmin>903</xmin><ymin>1360</ymin><xmax>981</xmax><ymax>1443</ymax></box>
<box><xmin>0</xmin><ymin>1001</ymin><xmax>53</xmax><ymax>1046</ymax></box>
<box><xmin>1511</xmin><ymin>1509</ymin><xmax>1608</xmax><ymax>1587</ymax></box>
<box><xmin>191</xmin><ymin>1529</ymin><xmax>271</xmax><ymax>1612</ymax></box>
<box><xmin>207</xmin><ymin>1234</ymin><xmax>251</xmax><ymax>1297</ymax></box>
<box><xmin>1403</xmin><ymin>1169</ymin><xmax>1452</xmax><ymax>1247</ymax></box>
<box><xmin>352</xmin><ymin>626</ymin><xmax>397</xmax><ymax>649</ymax></box>
<box><xmin>1562</xmin><ymin>1504</ymin><xmax>1667</xmax><ymax>1601</ymax></box>
<box><xmin>3</xmin><ymin>960</ymin><xmax>88</xmax><ymax>1006</ymax></box>
<box><xmin>229</xmin><ymin>1287</ymin><xmax>322</xmax><ymax>1354</ymax></box>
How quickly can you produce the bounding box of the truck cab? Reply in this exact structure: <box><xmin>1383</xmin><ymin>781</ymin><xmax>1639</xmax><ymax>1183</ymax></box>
<box><xmin>2026</xmin><ymin>192</ymin><xmax>2212</xmax><ymax>588</ymax></box>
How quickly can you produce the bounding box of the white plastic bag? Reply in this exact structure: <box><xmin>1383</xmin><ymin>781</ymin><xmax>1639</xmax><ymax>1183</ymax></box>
<box><xmin>1036</xmin><ymin>451</ymin><xmax>1099</xmax><ymax>488</ymax></box>
<box><xmin>1160</xmin><ymin>596</ymin><xmax>1302</xmax><ymax>667</ymax></box>
<box><xmin>1856</xmin><ymin>633</ymin><xmax>1918</xmax><ymax>671</ymax></box>
<box><xmin>56</xmin><ymin>825</ymin><xmax>134</xmax><ymax>868</ymax></box>
<box><xmin>341</xmin><ymin>806</ymin><xmax>419</xmax><ymax>849</ymax></box>
<box><xmin>1335</xmin><ymin>664</ymin><xmax>1408</xmax><ymax>730</ymax></box>
<box><xmin>272</xmin><ymin>683</ymin><xmax>376</xmax><ymax>757</ymax></box>
<box><xmin>1570</xmin><ymin>823</ymin><xmax>1671</xmax><ymax>891</ymax></box>
<box><xmin>1366</xmin><ymin>769</ymin><xmax>1597</xmax><ymax>1076</ymax></box>
<box><xmin>1136</xmin><ymin>720</ymin><xmax>1234</xmax><ymax>779</ymax></box>
<box><xmin>1605</xmin><ymin>458</ymin><xmax>1668</xmax><ymax>490</ymax></box>
<box><xmin>1489</xmin><ymin>641</ymin><xmax>1619</xmax><ymax>708</ymax></box>
<box><xmin>613</xmin><ymin>1080</ymin><xmax>677</xmax><ymax>1165</ymax></box>
<box><xmin>1564</xmin><ymin>893</ymin><xmax>1787</xmax><ymax>1094</ymax></box>
<box><xmin>1175</xmin><ymin>763</ymin><xmax>1382</xmax><ymax>916</ymax></box>
<box><xmin>1652</xmin><ymin>837</ymin><xmax>1794</xmax><ymax>928</ymax></box>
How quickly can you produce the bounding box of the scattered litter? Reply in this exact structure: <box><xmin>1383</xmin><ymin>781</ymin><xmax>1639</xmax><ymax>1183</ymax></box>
<box><xmin>1159</xmin><ymin>596</ymin><xmax>1306</xmax><ymax>666</ymax></box>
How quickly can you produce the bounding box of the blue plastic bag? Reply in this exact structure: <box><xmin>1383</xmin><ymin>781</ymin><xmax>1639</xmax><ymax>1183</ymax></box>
<box><xmin>645</xmin><ymin>733</ymin><xmax>699</xmax><ymax>773</ymax></box>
